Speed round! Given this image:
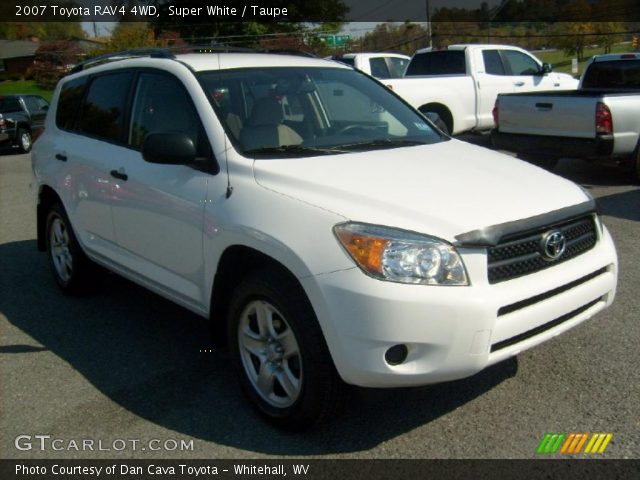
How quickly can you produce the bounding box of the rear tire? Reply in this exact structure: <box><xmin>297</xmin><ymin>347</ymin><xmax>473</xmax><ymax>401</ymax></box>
<box><xmin>46</xmin><ymin>203</ymin><xmax>95</xmax><ymax>294</ymax></box>
<box><xmin>227</xmin><ymin>267</ymin><xmax>345</xmax><ymax>430</ymax></box>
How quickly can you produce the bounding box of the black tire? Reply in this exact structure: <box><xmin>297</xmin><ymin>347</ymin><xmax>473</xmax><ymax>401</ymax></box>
<box><xmin>517</xmin><ymin>153</ymin><xmax>559</xmax><ymax>171</ymax></box>
<box><xmin>227</xmin><ymin>267</ymin><xmax>345</xmax><ymax>430</ymax></box>
<box><xmin>45</xmin><ymin>203</ymin><xmax>95</xmax><ymax>294</ymax></box>
<box><xmin>421</xmin><ymin>110</ymin><xmax>450</xmax><ymax>135</ymax></box>
<box><xmin>631</xmin><ymin>145</ymin><xmax>640</xmax><ymax>184</ymax></box>
<box><xmin>16</xmin><ymin>128</ymin><xmax>32</xmax><ymax>153</ymax></box>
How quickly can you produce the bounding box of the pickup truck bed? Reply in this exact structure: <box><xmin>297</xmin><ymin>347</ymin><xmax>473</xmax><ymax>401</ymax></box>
<box><xmin>492</xmin><ymin>53</ymin><xmax>640</xmax><ymax>178</ymax></box>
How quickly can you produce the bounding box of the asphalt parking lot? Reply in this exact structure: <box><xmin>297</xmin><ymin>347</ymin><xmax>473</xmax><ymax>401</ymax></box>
<box><xmin>1</xmin><ymin>147</ymin><xmax>638</xmax><ymax>459</ymax></box>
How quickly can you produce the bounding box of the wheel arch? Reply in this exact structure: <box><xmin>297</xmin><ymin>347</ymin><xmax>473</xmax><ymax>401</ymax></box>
<box><xmin>37</xmin><ymin>185</ymin><xmax>63</xmax><ymax>251</ymax></box>
<box><xmin>419</xmin><ymin>102</ymin><xmax>454</xmax><ymax>134</ymax></box>
<box><xmin>209</xmin><ymin>245</ymin><xmax>311</xmax><ymax>348</ymax></box>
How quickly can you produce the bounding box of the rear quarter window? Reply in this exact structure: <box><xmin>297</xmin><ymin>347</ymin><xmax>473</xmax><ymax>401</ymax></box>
<box><xmin>76</xmin><ymin>72</ymin><xmax>133</xmax><ymax>142</ymax></box>
<box><xmin>56</xmin><ymin>77</ymin><xmax>88</xmax><ymax>131</ymax></box>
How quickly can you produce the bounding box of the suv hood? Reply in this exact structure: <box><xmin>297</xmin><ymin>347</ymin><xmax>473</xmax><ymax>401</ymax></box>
<box><xmin>252</xmin><ymin>139</ymin><xmax>588</xmax><ymax>243</ymax></box>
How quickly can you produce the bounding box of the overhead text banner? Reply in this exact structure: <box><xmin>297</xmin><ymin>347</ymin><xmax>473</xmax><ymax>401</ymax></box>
<box><xmin>1</xmin><ymin>0</ymin><xmax>639</xmax><ymax>23</ymax></box>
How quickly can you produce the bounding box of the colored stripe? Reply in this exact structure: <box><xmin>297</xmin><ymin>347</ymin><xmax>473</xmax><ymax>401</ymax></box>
<box><xmin>585</xmin><ymin>433</ymin><xmax>599</xmax><ymax>453</ymax></box>
<box><xmin>545</xmin><ymin>434</ymin><xmax>559</xmax><ymax>453</ymax></box>
<box><xmin>598</xmin><ymin>434</ymin><xmax>613</xmax><ymax>453</ymax></box>
<box><xmin>567</xmin><ymin>434</ymin><xmax>582</xmax><ymax>454</ymax></box>
<box><xmin>574</xmin><ymin>433</ymin><xmax>589</xmax><ymax>453</ymax></box>
<box><xmin>560</xmin><ymin>434</ymin><xmax>575</xmax><ymax>454</ymax></box>
<box><xmin>551</xmin><ymin>434</ymin><xmax>565</xmax><ymax>453</ymax></box>
<box><xmin>590</xmin><ymin>434</ymin><xmax>606</xmax><ymax>453</ymax></box>
<box><xmin>537</xmin><ymin>434</ymin><xmax>552</xmax><ymax>454</ymax></box>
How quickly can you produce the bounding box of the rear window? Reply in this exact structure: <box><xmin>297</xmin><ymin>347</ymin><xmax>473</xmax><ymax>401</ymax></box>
<box><xmin>0</xmin><ymin>97</ymin><xmax>22</xmax><ymax>114</ymax></box>
<box><xmin>582</xmin><ymin>59</ymin><xmax>640</xmax><ymax>89</ymax></box>
<box><xmin>405</xmin><ymin>51</ymin><xmax>466</xmax><ymax>76</ymax></box>
<box><xmin>56</xmin><ymin>77</ymin><xmax>88</xmax><ymax>131</ymax></box>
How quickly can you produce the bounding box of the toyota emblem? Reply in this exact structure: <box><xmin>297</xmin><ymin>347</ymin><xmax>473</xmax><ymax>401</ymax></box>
<box><xmin>541</xmin><ymin>230</ymin><xmax>566</xmax><ymax>260</ymax></box>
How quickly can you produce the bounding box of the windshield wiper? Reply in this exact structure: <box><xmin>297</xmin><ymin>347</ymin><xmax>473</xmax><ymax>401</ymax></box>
<box><xmin>244</xmin><ymin>145</ymin><xmax>346</xmax><ymax>156</ymax></box>
<box><xmin>333</xmin><ymin>138</ymin><xmax>428</xmax><ymax>151</ymax></box>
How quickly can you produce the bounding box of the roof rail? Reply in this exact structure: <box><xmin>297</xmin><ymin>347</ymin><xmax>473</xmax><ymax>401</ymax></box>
<box><xmin>69</xmin><ymin>45</ymin><xmax>318</xmax><ymax>74</ymax></box>
<box><xmin>70</xmin><ymin>48</ymin><xmax>175</xmax><ymax>73</ymax></box>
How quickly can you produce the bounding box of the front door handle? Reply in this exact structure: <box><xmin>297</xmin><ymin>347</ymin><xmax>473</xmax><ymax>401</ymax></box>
<box><xmin>110</xmin><ymin>169</ymin><xmax>128</xmax><ymax>181</ymax></box>
<box><xmin>55</xmin><ymin>153</ymin><xmax>67</xmax><ymax>161</ymax></box>
<box><xmin>513</xmin><ymin>81</ymin><xmax>525</xmax><ymax>87</ymax></box>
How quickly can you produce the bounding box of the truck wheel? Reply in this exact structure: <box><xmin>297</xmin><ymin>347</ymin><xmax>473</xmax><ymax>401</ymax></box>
<box><xmin>227</xmin><ymin>267</ymin><xmax>345</xmax><ymax>430</ymax></box>
<box><xmin>46</xmin><ymin>203</ymin><xmax>95</xmax><ymax>294</ymax></box>
<box><xmin>517</xmin><ymin>154</ymin><xmax>558</xmax><ymax>171</ymax></box>
<box><xmin>421</xmin><ymin>110</ymin><xmax>450</xmax><ymax>135</ymax></box>
<box><xmin>16</xmin><ymin>128</ymin><xmax>32</xmax><ymax>153</ymax></box>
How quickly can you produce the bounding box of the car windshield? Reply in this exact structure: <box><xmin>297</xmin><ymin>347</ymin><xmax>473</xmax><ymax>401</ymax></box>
<box><xmin>197</xmin><ymin>67</ymin><xmax>445</xmax><ymax>157</ymax></box>
<box><xmin>0</xmin><ymin>96</ymin><xmax>22</xmax><ymax>113</ymax></box>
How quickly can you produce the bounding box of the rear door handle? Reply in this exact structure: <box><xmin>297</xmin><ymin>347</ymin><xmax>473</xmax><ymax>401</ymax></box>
<box><xmin>513</xmin><ymin>81</ymin><xmax>525</xmax><ymax>87</ymax></box>
<box><xmin>55</xmin><ymin>153</ymin><xmax>67</xmax><ymax>162</ymax></box>
<box><xmin>535</xmin><ymin>102</ymin><xmax>553</xmax><ymax>110</ymax></box>
<box><xmin>110</xmin><ymin>169</ymin><xmax>128</xmax><ymax>181</ymax></box>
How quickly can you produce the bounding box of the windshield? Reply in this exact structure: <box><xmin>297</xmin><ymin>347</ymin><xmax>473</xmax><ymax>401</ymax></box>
<box><xmin>0</xmin><ymin>97</ymin><xmax>22</xmax><ymax>114</ymax></box>
<box><xmin>197</xmin><ymin>67</ymin><xmax>445</xmax><ymax>157</ymax></box>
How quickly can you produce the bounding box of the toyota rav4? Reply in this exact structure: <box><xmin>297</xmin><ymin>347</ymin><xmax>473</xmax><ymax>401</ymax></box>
<box><xmin>32</xmin><ymin>50</ymin><xmax>618</xmax><ymax>430</ymax></box>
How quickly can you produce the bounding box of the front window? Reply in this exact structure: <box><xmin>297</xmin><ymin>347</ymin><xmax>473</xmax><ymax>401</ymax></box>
<box><xmin>197</xmin><ymin>67</ymin><xmax>444</xmax><ymax>157</ymax></box>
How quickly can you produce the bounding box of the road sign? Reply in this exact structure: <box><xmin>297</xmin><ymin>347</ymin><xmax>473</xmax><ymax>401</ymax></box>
<box><xmin>319</xmin><ymin>34</ymin><xmax>351</xmax><ymax>47</ymax></box>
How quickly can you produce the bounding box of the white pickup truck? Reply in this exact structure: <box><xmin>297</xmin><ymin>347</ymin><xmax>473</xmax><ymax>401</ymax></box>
<box><xmin>327</xmin><ymin>52</ymin><xmax>410</xmax><ymax>79</ymax></box>
<box><xmin>492</xmin><ymin>53</ymin><xmax>640</xmax><ymax>179</ymax></box>
<box><xmin>384</xmin><ymin>44</ymin><xmax>578</xmax><ymax>135</ymax></box>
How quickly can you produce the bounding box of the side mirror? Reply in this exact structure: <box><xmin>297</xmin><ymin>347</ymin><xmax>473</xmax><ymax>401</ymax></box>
<box><xmin>540</xmin><ymin>63</ymin><xmax>552</xmax><ymax>74</ymax></box>
<box><xmin>142</xmin><ymin>132</ymin><xmax>196</xmax><ymax>165</ymax></box>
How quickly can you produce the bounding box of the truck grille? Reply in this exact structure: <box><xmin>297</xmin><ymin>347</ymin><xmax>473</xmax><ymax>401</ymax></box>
<box><xmin>488</xmin><ymin>215</ymin><xmax>597</xmax><ymax>284</ymax></box>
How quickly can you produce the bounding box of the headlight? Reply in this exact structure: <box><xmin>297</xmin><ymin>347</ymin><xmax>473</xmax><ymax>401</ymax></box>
<box><xmin>333</xmin><ymin>223</ymin><xmax>469</xmax><ymax>286</ymax></box>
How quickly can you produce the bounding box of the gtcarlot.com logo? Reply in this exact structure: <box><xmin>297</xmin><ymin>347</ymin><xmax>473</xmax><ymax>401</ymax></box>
<box><xmin>536</xmin><ymin>433</ymin><xmax>613</xmax><ymax>455</ymax></box>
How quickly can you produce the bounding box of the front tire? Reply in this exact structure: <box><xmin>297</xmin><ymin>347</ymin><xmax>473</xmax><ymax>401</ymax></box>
<box><xmin>46</xmin><ymin>203</ymin><xmax>95</xmax><ymax>294</ymax></box>
<box><xmin>227</xmin><ymin>268</ymin><xmax>345</xmax><ymax>430</ymax></box>
<box><xmin>16</xmin><ymin>128</ymin><xmax>32</xmax><ymax>153</ymax></box>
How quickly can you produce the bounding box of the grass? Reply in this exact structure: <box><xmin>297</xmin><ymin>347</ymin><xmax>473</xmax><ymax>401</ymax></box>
<box><xmin>536</xmin><ymin>43</ymin><xmax>632</xmax><ymax>76</ymax></box>
<box><xmin>0</xmin><ymin>80</ymin><xmax>53</xmax><ymax>102</ymax></box>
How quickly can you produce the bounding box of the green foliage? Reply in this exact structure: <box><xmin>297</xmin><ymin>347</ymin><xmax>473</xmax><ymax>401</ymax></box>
<box><xmin>0</xmin><ymin>80</ymin><xmax>52</xmax><ymax>101</ymax></box>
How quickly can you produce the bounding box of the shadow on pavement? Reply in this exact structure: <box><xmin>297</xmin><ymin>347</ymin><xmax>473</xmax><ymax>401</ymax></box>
<box><xmin>0</xmin><ymin>239</ymin><xmax>517</xmax><ymax>455</ymax></box>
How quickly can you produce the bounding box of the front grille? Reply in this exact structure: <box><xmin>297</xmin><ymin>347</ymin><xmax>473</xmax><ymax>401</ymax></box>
<box><xmin>488</xmin><ymin>215</ymin><xmax>597</xmax><ymax>284</ymax></box>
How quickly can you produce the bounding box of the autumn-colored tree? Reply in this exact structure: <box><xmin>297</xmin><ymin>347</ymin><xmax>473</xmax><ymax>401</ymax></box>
<box><xmin>32</xmin><ymin>40</ymin><xmax>84</xmax><ymax>88</ymax></box>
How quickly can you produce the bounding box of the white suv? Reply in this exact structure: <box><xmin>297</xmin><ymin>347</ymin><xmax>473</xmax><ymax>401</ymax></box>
<box><xmin>32</xmin><ymin>50</ymin><xmax>618</xmax><ymax>430</ymax></box>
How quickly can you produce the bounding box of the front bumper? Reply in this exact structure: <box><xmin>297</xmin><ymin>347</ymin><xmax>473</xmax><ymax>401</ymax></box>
<box><xmin>302</xmin><ymin>226</ymin><xmax>617</xmax><ymax>388</ymax></box>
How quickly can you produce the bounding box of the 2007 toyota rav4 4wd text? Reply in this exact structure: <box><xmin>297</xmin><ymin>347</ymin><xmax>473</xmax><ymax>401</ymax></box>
<box><xmin>32</xmin><ymin>50</ymin><xmax>618</xmax><ymax>430</ymax></box>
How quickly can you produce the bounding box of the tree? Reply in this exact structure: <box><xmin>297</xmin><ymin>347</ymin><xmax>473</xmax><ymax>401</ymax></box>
<box><xmin>0</xmin><ymin>22</ymin><xmax>84</xmax><ymax>40</ymax></box>
<box><xmin>32</xmin><ymin>40</ymin><xmax>84</xmax><ymax>88</ymax></box>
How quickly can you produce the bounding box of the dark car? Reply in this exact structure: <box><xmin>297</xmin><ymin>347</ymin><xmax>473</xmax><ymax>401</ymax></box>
<box><xmin>0</xmin><ymin>94</ymin><xmax>49</xmax><ymax>153</ymax></box>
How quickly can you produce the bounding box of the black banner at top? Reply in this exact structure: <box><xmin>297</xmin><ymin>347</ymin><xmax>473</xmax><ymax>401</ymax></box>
<box><xmin>1</xmin><ymin>0</ymin><xmax>640</xmax><ymax>22</ymax></box>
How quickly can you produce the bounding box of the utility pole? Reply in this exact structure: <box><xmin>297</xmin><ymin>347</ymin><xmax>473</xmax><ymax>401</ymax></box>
<box><xmin>426</xmin><ymin>0</ymin><xmax>433</xmax><ymax>49</ymax></box>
